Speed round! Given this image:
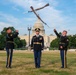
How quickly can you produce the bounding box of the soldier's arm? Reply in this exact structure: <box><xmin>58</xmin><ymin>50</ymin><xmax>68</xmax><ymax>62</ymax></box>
<box><xmin>31</xmin><ymin>36</ymin><xmax>34</xmax><ymax>49</ymax></box>
<box><xmin>42</xmin><ymin>36</ymin><xmax>44</xmax><ymax>50</ymax></box>
<box><xmin>8</xmin><ymin>31</ymin><xmax>19</xmax><ymax>38</ymax></box>
<box><xmin>12</xmin><ymin>32</ymin><xmax>19</xmax><ymax>38</ymax></box>
<box><xmin>65</xmin><ymin>37</ymin><xmax>69</xmax><ymax>47</ymax></box>
<box><xmin>54</xmin><ymin>29</ymin><xmax>60</xmax><ymax>38</ymax></box>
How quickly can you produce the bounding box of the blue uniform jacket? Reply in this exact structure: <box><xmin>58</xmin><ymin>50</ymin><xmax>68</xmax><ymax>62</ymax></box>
<box><xmin>6</xmin><ymin>32</ymin><xmax>19</xmax><ymax>49</ymax></box>
<box><xmin>31</xmin><ymin>35</ymin><xmax>44</xmax><ymax>51</ymax></box>
<box><xmin>54</xmin><ymin>31</ymin><xmax>69</xmax><ymax>50</ymax></box>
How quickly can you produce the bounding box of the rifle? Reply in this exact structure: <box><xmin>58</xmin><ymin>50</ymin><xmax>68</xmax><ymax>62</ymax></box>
<box><xmin>28</xmin><ymin>3</ymin><xmax>49</xmax><ymax>12</ymax></box>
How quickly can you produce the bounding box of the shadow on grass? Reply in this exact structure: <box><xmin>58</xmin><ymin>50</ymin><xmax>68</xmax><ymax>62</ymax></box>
<box><xmin>39</xmin><ymin>69</ymin><xmax>70</xmax><ymax>75</ymax></box>
<box><xmin>41</xmin><ymin>58</ymin><xmax>60</xmax><ymax>68</ymax></box>
<box><xmin>68</xmin><ymin>58</ymin><xmax>76</xmax><ymax>66</ymax></box>
<box><xmin>13</xmin><ymin>61</ymin><xmax>34</xmax><ymax>68</ymax></box>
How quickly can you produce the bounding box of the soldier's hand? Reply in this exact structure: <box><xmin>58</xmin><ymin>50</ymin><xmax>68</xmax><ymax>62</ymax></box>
<box><xmin>60</xmin><ymin>46</ymin><xmax>63</xmax><ymax>49</ymax></box>
<box><xmin>42</xmin><ymin>48</ymin><xmax>44</xmax><ymax>50</ymax></box>
<box><xmin>31</xmin><ymin>47</ymin><xmax>33</xmax><ymax>50</ymax></box>
<box><xmin>54</xmin><ymin>29</ymin><xmax>56</xmax><ymax>32</ymax></box>
<box><xmin>15</xmin><ymin>30</ymin><xmax>18</xmax><ymax>32</ymax></box>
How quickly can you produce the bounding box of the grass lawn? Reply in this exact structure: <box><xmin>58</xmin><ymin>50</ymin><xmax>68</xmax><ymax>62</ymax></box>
<box><xmin>0</xmin><ymin>50</ymin><xmax>76</xmax><ymax>75</ymax></box>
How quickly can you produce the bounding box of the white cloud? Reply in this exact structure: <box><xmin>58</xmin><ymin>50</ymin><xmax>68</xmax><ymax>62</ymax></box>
<box><xmin>0</xmin><ymin>12</ymin><xmax>21</xmax><ymax>26</ymax></box>
<box><xmin>0</xmin><ymin>22</ymin><xmax>12</xmax><ymax>27</ymax></box>
<box><xmin>0</xmin><ymin>22</ymin><xmax>12</xmax><ymax>31</ymax></box>
<box><xmin>0</xmin><ymin>12</ymin><xmax>36</xmax><ymax>35</ymax></box>
<box><xmin>23</xmin><ymin>17</ymin><xmax>35</xmax><ymax>22</ymax></box>
<box><xmin>8</xmin><ymin>0</ymin><xmax>67</xmax><ymax>29</ymax></box>
<box><xmin>0</xmin><ymin>0</ymin><xmax>75</xmax><ymax>35</ymax></box>
<box><xmin>0</xmin><ymin>12</ymin><xmax>22</xmax><ymax>34</ymax></box>
<box><xmin>9</xmin><ymin>0</ymin><xmax>58</xmax><ymax>10</ymax></box>
<box><xmin>0</xmin><ymin>21</ymin><xmax>28</xmax><ymax>35</ymax></box>
<box><xmin>74</xmin><ymin>0</ymin><xmax>76</xmax><ymax>3</ymax></box>
<box><xmin>12</xmin><ymin>6</ymin><xmax>20</xmax><ymax>11</ymax></box>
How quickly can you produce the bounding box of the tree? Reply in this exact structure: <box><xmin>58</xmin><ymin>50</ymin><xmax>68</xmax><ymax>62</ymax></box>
<box><xmin>68</xmin><ymin>35</ymin><xmax>76</xmax><ymax>49</ymax></box>
<box><xmin>20</xmin><ymin>39</ymin><xmax>26</xmax><ymax>48</ymax></box>
<box><xmin>50</xmin><ymin>32</ymin><xmax>61</xmax><ymax>50</ymax></box>
<box><xmin>0</xmin><ymin>27</ymin><xmax>26</xmax><ymax>50</ymax></box>
<box><xmin>1</xmin><ymin>27</ymin><xmax>16</xmax><ymax>36</ymax></box>
<box><xmin>50</xmin><ymin>38</ymin><xmax>59</xmax><ymax>50</ymax></box>
<box><xmin>14</xmin><ymin>38</ymin><xmax>26</xmax><ymax>48</ymax></box>
<box><xmin>50</xmin><ymin>34</ymin><xmax>76</xmax><ymax>50</ymax></box>
<box><xmin>0</xmin><ymin>35</ymin><xmax>6</xmax><ymax>50</ymax></box>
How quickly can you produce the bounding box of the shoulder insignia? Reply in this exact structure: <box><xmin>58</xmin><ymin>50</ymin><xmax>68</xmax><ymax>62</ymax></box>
<box><xmin>67</xmin><ymin>39</ymin><xmax>69</xmax><ymax>41</ymax></box>
<box><xmin>10</xmin><ymin>34</ymin><xmax>13</xmax><ymax>36</ymax></box>
<box><xmin>33</xmin><ymin>36</ymin><xmax>36</xmax><ymax>39</ymax></box>
<box><xmin>40</xmin><ymin>37</ymin><xmax>42</xmax><ymax>40</ymax></box>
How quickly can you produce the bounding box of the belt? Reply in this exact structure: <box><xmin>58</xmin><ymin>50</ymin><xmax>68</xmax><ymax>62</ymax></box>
<box><xmin>7</xmin><ymin>41</ymin><xmax>14</xmax><ymax>43</ymax></box>
<box><xmin>59</xmin><ymin>42</ymin><xmax>65</xmax><ymax>44</ymax></box>
<box><xmin>33</xmin><ymin>42</ymin><xmax>41</xmax><ymax>44</ymax></box>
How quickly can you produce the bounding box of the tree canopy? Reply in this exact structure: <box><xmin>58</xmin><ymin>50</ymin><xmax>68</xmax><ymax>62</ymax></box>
<box><xmin>50</xmin><ymin>34</ymin><xmax>76</xmax><ymax>50</ymax></box>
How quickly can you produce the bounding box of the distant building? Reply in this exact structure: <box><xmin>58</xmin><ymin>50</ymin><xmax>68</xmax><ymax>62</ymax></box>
<box><xmin>19</xmin><ymin>19</ymin><xmax>56</xmax><ymax>48</ymax></box>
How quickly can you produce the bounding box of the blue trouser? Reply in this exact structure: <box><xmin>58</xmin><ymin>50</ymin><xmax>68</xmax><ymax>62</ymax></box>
<box><xmin>34</xmin><ymin>50</ymin><xmax>42</xmax><ymax>68</ymax></box>
<box><xmin>60</xmin><ymin>50</ymin><xmax>67</xmax><ymax>68</ymax></box>
<box><xmin>6</xmin><ymin>48</ymin><xmax>13</xmax><ymax>67</ymax></box>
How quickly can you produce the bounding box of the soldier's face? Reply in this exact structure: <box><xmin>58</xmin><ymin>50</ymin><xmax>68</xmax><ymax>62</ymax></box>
<box><xmin>7</xmin><ymin>29</ymin><xmax>12</xmax><ymax>33</ymax></box>
<box><xmin>62</xmin><ymin>31</ymin><xmax>67</xmax><ymax>36</ymax></box>
<box><xmin>36</xmin><ymin>31</ymin><xmax>40</xmax><ymax>35</ymax></box>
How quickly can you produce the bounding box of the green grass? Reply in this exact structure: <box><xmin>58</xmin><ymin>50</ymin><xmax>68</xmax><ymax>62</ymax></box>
<box><xmin>0</xmin><ymin>50</ymin><xmax>76</xmax><ymax>75</ymax></box>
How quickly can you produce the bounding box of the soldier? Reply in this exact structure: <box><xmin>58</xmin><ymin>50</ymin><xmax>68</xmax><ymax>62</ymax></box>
<box><xmin>31</xmin><ymin>28</ymin><xmax>44</xmax><ymax>68</ymax></box>
<box><xmin>54</xmin><ymin>29</ymin><xmax>69</xmax><ymax>68</ymax></box>
<box><xmin>5</xmin><ymin>27</ymin><xmax>19</xmax><ymax>68</ymax></box>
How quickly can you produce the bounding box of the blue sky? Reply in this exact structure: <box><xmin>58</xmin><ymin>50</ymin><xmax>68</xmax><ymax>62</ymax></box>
<box><xmin>0</xmin><ymin>0</ymin><xmax>76</xmax><ymax>35</ymax></box>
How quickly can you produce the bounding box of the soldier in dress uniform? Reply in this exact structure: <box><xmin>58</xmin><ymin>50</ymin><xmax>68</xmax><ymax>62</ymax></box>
<box><xmin>6</xmin><ymin>27</ymin><xmax>19</xmax><ymax>68</ymax></box>
<box><xmin>31</xmin><ymin>28</ymin><xmax>44</xmax><ymax>68</ymax></box>
<box><xmin>54</xmin><ymin>29</ymin><xmax>69</xmax><ymax>68</ymax></box>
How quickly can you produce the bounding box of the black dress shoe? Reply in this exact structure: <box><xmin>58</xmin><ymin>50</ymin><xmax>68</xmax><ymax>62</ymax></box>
<box><xmin>37</xmin><ymin>66</ymin><xmax>40</xmax><ymax>68</ymax></box>
<box><xmin>9</xmin><ymin>65</ymin><xmax>12</xmax><ymax>68</ymax></box>
<box><xmin>35</xmin><ymin>66</ymin><xmax>40</xmax><ymax>68</ymax></box>
<box><xmin>6</xmin><ymin>65</ymin><xmax>9</xmax><ymax>68</ymax></box>
<box><xmin>61</xmin><ymin>67</ymin><xmax>64</xmax><ymax>68</ymax></box>
<box><xmin>35</xmin><ymin>66</ymin><xmax>37</xmax><ymax>68</ymax></box>
<box><xmin>9</xmin><ymin>66</ymin><xmax>12</xmax><ymax>68</ymax></box>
